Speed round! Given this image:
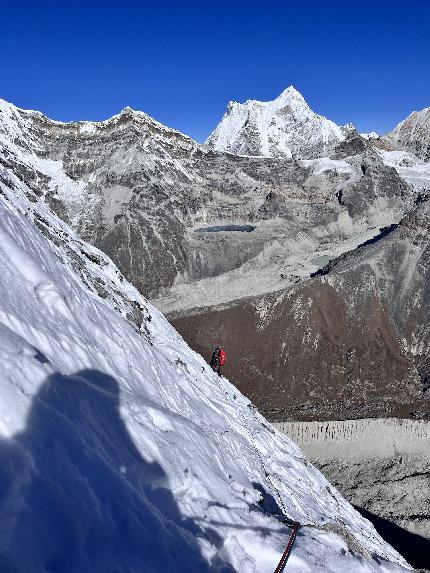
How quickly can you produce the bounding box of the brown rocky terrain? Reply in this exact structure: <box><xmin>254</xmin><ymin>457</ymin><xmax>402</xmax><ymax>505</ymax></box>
<box><xmin>171</xmin><ymin>201</ymin><xmax>430</xmax><ymax>422</ymax></box>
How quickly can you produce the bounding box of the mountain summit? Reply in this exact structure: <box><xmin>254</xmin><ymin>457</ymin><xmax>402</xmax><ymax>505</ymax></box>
<box><xmin>385</xmin><ymin>106</ymin><xmax>430</xmax><ymax>161</ymax></box>
<box><xmin>205</xmin><ymin>86</ymin><xmax>345</xmax><ymax>159</ymax></box>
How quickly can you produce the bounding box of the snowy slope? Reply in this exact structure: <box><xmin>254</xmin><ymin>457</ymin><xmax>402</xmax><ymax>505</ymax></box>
<box><xmin>385</xmin><ymin>107</ymin><xmax>430</xmax><ymax>161</ymax></box>
<box><xmin>0</xmin><ymin>166</ymin><xmax>413</xmax><ymax>571</ymax></box>
<box><xmin>205</xmin><ymin>87</ymin><xmax>345</xmax><ymax>159</ymax></box>
<box><xmin>379</xmin><ymin>149</ymin><xmax>430</xmax><ymax>190</ymax></box>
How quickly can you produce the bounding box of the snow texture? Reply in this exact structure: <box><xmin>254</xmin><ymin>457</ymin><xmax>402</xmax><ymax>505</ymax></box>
<box><xmin>361</xmin><ymin>132</ymin><xmax>379</xmax><ymax>140</ymax></box>
<box><xmin>0</xmin><ymin>162</ymin><xmax>413</xmax><ymax>571</ymax></box>
<box><xmin>205</xmin><ymin>87</ymin><xmax>344</xmax><ymax>159</ymax></box>
<box><xmin>379</xmin><ymin>150</ymin><xmax>430</xmax><ymax>192</ymax></box>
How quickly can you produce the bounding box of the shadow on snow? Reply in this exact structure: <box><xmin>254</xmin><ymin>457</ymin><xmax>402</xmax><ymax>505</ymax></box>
<box><xmin>354</xmin><ymin>505</ymin><xmax>430</xmax><ymax>570</ymax></box>
<box><xmin>0</xmin><ymin>369</ymin><xmax>236</xmax><ymax>573</ymax></box>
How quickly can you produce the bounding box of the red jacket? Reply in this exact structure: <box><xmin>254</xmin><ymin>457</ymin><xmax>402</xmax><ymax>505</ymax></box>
<box><xmin>219</xmin><ymin>349</ymin><xmax>226</xmax><ymax>366</ymax></box>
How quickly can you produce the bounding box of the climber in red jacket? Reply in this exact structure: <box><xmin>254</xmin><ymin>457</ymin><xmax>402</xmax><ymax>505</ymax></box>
<box><xmin>210</xmin><ymin>346</ymin><xmax>226</xmax><ymax>376</ymax></box>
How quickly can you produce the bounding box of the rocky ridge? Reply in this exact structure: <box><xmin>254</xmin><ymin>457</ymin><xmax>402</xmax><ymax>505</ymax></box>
<box><xmin>0</xmin><ymin>97</ymin><xmax>415</xmax><ymax>306</ymax></box>
<box><xmin>386</xmin><ymin>107</ymin><xmax>430</xmax><ymax>161</ymax></box>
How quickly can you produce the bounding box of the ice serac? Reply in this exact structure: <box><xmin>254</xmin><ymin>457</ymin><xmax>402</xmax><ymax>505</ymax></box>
<box><xmin>0</xmin><ymin>154</ymin><xmax>412</xmax><ymax>571</ymax></box>
<box><xmin>205</xmin><ymin>86</ymin><xmax>345</xmax><ymax>158</ymax></box>
<box><xmin>385</xmin><ymin>106</ymin><xmax>430</xmax><ymax>161</ymax></box>
<box><xmin>276</xmin><ymin>418</ymin><xmax>430</xmax><ymax>569</ymax></box>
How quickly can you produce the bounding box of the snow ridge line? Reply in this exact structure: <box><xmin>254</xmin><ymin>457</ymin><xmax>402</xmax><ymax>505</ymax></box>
<box><xmin>215</xmin><ymin>375</ymin><xmax>300</xmax><ymax>571</ymax></box>
<box><xmin>241</xmin><ymin>404</ymin><xmax>301</xmax><ymax>572</ymax></box>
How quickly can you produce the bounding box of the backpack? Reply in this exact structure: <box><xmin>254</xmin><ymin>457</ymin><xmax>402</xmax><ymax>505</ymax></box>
<box><xmin>219</xmin><ymin>349</ymin><xmax>226</xmax><ymax>366</ymax></box>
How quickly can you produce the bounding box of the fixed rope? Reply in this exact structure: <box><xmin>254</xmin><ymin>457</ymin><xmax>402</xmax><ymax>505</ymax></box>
<box><xmin>243</xmin><ymin>403</ymin><xmax>300</xmax><ymax>572</ymax></box>
<box><xmin>214</xmin><ymin>375</ymin><xmax>300</xmax><ymax>572</ymax></box>
<box><xmin>273</xmin><ymin>520</ymin><xmax>300</xmax><ymax>573</ymax></box>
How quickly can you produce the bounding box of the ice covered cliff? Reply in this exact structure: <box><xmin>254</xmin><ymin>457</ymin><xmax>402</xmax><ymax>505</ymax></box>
<box><xmin>205</xmin><ymin>86</ymin><xmax>345</xmax><ymax>159</ymax></box>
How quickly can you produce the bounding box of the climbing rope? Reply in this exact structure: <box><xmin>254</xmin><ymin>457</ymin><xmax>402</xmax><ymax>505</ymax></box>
<box><xmin>273</xmin><ymin>521</ymin><xmax>300</xmax><ymax>573</ymax></box>
<box><xmin>242</xmin><ymin>403</ymin><xmax>300</xmax><ymax>572</ymax></box>
<box><xmin>214</xmin><ymin>374</ymin><xmax>300</xmax><ymax>571</ymax></box>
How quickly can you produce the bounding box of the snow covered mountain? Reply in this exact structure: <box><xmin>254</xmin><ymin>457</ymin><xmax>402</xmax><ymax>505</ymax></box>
<box><xmin>0</xmin><ymin>144</ymin><xmax>412</xmax><ymax>571</ymax></box>
<box><xmin>361</xmin><ymin>132</ymin><xmax>379</xmax><ymax>140</ymax></box>
<box><xmin>385</xmin><ymin>107</ymin><xmax>430</xmax><ymax>161</ymax></box>
<box><xmin>205</xmin><ymin>86</ymin><xmax>345</xmax><ymax>159</ymax></box>
<box><xmin>0</xmin><ymin>97</ymin><xmax>414</xmax><ymax>306</ymax></box>
<box><xmin>2</xmin><ymin>96</ymin><xmax>428</xmax><ymax>420</ymax></box>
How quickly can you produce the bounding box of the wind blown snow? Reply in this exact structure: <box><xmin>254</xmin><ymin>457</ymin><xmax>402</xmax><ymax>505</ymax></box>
<box><xmin>0</xmin><ymin>168</ymin><xmax>412</xmax><ymax>571</ymax></box>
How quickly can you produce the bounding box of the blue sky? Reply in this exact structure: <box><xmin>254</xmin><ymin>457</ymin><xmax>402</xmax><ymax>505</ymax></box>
<box><xmin>1</xmin><ymin>0</ymin><xmax>429</xmax><ymax>141</ymax></box>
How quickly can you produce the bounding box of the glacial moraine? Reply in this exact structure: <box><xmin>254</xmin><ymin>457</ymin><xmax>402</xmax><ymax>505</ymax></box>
<box><xmin>275</xmin><ymin>418</ymin><xmax>430</xmax><ymax>571</ymax></box>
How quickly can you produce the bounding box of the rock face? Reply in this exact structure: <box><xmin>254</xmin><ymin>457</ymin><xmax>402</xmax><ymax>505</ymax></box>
<box><xmin>386</xmin><ymin>107</ymin><xmax>430</xmax><ymax>161</ymax></box>
<box><xmin>0</xmin><ymin>98</ymin><xmax>414</xmax><ymax>306</ymax></box>
<box><xmin>205</xmin><ymin>86</ymin><xmax>345</xmax><ymax>158</ymax></box>
<box><xmin>0</xmin><ymin>99</ymin><xmax>205</xmax><ymax>297</ymax></box>
<box><xmin>171</xmin><ymin>199</ymin><xmax>430</xmax><ymax>422</ymax></box>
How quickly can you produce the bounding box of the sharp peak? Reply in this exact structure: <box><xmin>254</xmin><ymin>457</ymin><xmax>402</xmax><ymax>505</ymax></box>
<box><xmin>228</xmin><ymin>85</ymin><xmax>308</xmax><ymax>108</ymax></box>
<box><xmin>275</xmin><ymin>85</ymin><xmax>304</xmax><ymax>99</ymax></box>
<box><xmin>119</xmin><ymin>105</ymin><xmax>140</xmax><ymax>115</ymax></box>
